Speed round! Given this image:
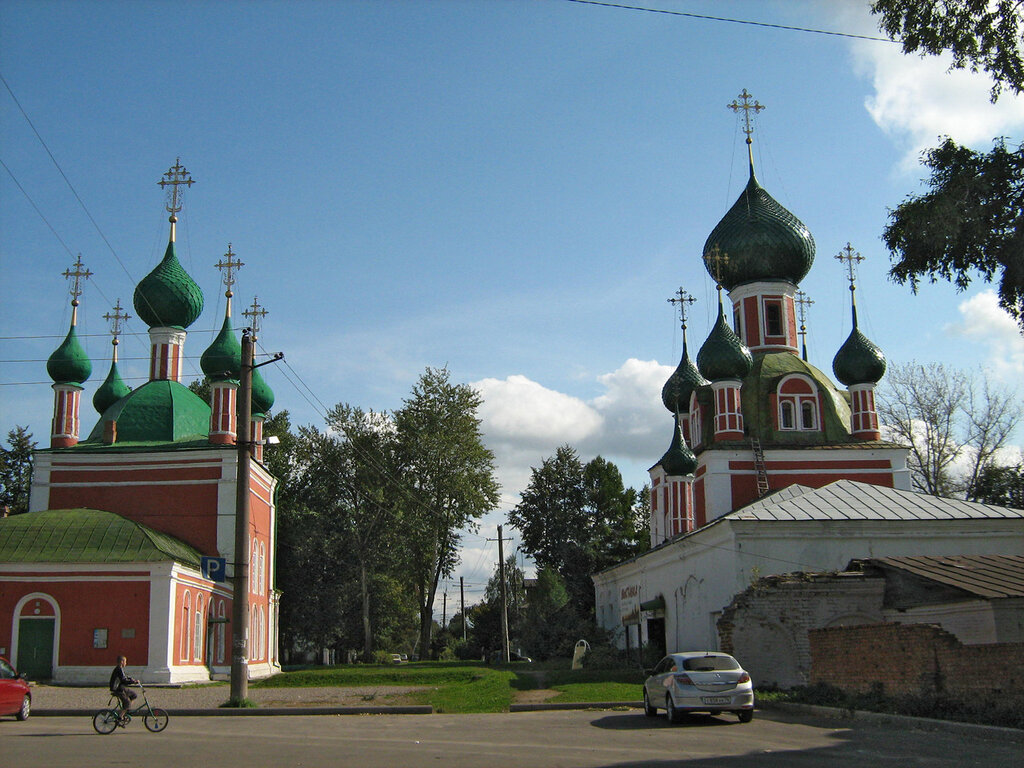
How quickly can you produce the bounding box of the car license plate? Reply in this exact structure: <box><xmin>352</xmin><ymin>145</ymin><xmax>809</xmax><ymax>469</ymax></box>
<box><xmin>702</xmin><ymin>696</ymin><xmax>729</xmax><ymax>705</ymax></box>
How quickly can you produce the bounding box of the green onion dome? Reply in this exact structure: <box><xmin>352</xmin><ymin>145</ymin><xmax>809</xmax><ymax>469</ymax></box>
<box><xmin>133</xmin><ymin>240</ymin><xmax>204</xmax><ymax>329</ymax></box>
<box><xmin>200</xmin><ymin>315</ymin><xmax>242</xmax><ymax>382</ymax></box>
<box><xmin>696</xmin><ymin>299</ymin><xmax>753</xmax><ymax>381</ymax></box>
<box><xmin>251</xmin><ymin>365</ymin><xmax>275</xmax><ymax>417</ymax></box>
<box><xmin>661</xmin><ymin>339</ymin><xmax>708</xmax><ymax>414</ymax></box>
<box><xmin>702</xmin><ymin>168</ymin><xmax>815</xmax><ymax>290</ymax></box>
<box><xmin>47</xmin><ymin>324</ymin><xmax>92</xmax><ymax>385</ymax></box>
<box><xmin>658</xmin><ymin>414</ymin><xmax>697</xmax><ymax>476</ymax></box>
<box><xmin>93</xmin><ymin>359</ymin><xmax>131</xmax><ymax>414</ymax></box>
<box><xmin>833</xmin><ymin>326</ymin><xmax>886</xmax><ymax>386</ymax></box>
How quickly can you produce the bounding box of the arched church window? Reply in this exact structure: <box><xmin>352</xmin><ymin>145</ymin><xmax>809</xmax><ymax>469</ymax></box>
<box><xmin>801</xmin><ymin>400</ymin><xmax>816</xmax><ymax>430</ymax></box>
<box><xmin>181</xmin><ymin>592</ymin><xmax>191</xmax><ymax>663</ymax></box>
<box><xmin>194</xmin><ymin>594</ymin><xmax>204</xmax><ymax>662</ymax></box>
<box><xmin>777</xmin><ymin>374</ymin><xmax>820</xmax><ymax>432</ymax></box>
<box><xmin>780</xmin><ymin>401</ymin><xmax>795</xmax><ymax>430</ymax></box>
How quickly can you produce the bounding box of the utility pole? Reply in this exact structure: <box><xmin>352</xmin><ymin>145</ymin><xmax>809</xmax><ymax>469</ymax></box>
<box><xmin>460</xmin><ymin>576</ymin><xmax>466</xmax><ymax>642</ymax></box>
<box><xmin>230</xmin><ymin>329</ymin><xmax>253</xmax><ymax>705</ymax></box>
<box><xmin>442</xmin><ymin>590</ymin><xmax>447</xmax><ymax>630</ymax></box>
<box><xmin>497</xmin><ymin>525</ymin><xmax>510</xmax><ymax>664</ymax></box>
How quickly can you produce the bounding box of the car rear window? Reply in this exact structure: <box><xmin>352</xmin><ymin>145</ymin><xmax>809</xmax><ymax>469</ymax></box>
<box><xmin>682</xmin><ymin>655</ymin><xmax>739</xmax><ymax>672</ymax></box>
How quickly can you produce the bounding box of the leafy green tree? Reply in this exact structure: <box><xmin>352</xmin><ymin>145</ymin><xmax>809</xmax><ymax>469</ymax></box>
<box><xmin>509</xmin><ymin>447</ymin><xmax>647</xmax><ymax>615</ymax></box>
<box><xmin>0</xmin><ymin>426</ymin><xmax>36</xmax><ymax>515</ymax></box>
<box><xmin>967</xmin><ymin>462</ymin><xmax>1024</xmax><ymax>508</ymax></box>
<box><xmin>394</xmin><ymin>367</ymin><xmax>500</xmax><ymax>658</ymax></box>
<box><xmin>870</xmin><ymin>2</ymin><xmax>1024</xmax><ymax>331</ymax></box>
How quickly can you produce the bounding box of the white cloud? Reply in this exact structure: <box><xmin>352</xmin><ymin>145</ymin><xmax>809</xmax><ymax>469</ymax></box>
<box><xmin>947</xmin><ymin>290</ymin><xmax>1024</xmax><ymax>383</ymax></box>
<box><xmin>836</xmin><ymin>5</ymin><xmax>1024</xmax><ymax>170</ymax></box>
<box><xmin>475</xmin><ymin>374</ymin><xmax>603</xmax><ymax>446</ymax></box>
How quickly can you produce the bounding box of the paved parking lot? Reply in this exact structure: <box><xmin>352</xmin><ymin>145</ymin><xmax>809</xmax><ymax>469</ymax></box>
<box><xmin>4</xmin><ymin>708</ymin><xmax>1020</xmax><ymax>768</ymax></box>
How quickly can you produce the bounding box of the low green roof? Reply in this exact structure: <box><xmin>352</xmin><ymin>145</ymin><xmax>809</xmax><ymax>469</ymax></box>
<box><xmin>81</xmin><ymin>379</ymin><xmax>210</xmax><ymax>446</ymax></box>
<box><xmin>0</xmin><ymin>508</ymin><xmax>201</xmax><ymax>567</ymax></box>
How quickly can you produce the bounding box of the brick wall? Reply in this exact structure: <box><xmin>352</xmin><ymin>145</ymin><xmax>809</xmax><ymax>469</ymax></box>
<box><xmin>809</xmin><ymin>623</ymin><xmax>1024</xmax><ymax>704</ymax></box>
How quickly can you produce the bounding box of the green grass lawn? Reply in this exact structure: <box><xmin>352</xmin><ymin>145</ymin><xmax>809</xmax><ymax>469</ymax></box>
<box><xmin>249</xmin><ymin>661</ymin><xmax>642</xmax><ymax>713</ymax></box>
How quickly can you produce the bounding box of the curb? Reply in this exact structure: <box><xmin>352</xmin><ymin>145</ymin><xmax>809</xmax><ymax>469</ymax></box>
<box><xmin>35</xmin><ymin>705</ymin><xmax>433</xmax><ymax>717</ymax></box>
<box><xmin>510</xmin><ymin>701</ymin><xmax>642</xmax><ymax>712</ymax></box>
<box><xmin>760</xmin><ymin>701</ymin><xmax>1024</xmax><ymax>742</ymax></box>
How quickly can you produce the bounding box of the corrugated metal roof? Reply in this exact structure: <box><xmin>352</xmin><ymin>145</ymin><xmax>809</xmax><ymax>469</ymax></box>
<box><xmin>729</xmin><ymin>479</ymin><xmax>1024</xmax><ymax>522</ymax></box>
<box><xmin>855</xmin><ymin>555</ymin><xmax>1024</xmax><ymax>599</ymax></box>
<box><xmin>0</xmin><ymin>508</ymin><xmax>202</xmax><ymax>567</ymax></box>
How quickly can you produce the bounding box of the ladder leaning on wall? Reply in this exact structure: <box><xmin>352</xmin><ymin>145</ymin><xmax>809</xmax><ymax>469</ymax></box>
<box><xmin>751</xmin><ymin>437</ymin><xmax>770</xmax><ymax>497</ymax></box>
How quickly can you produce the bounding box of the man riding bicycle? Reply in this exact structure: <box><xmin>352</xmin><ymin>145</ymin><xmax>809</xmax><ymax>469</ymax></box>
<box><xmin>109</xmin><ymin>655</ymin><xmax>138</xmax><ymax>721</ymax></box>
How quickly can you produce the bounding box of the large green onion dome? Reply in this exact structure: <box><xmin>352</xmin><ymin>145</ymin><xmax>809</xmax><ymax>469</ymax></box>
<box><xmin>657</xmin><ymin>413</ymin><xmax>698</xmax><ymax>476</ymax></box>
<box><xmin>47</xmin><ymin>325</ymin><xmax>92</xmax><ymax>385</ymax></box>
<box><xmin>200</xmin><ymin>315</ymin><xmax>242</xmax><ymax>382</ymax></box>
<box><xmin>133</xmin><ymin>240</ymin><xmax>204</xmax><ymax>329</ymax></box>
<box><xmin>251</xmin><ymin>365</ymin><xmax>275</xmax><ymax>417</ymax></box>
<box><xmin>702</xmin><ymin>167</ymin><xmax>815</xmax><ymax>290</ymax></box>
<box><xmin>833</xmin><ymin>326</ymin><xmax>886</xmax><ymax>386</ymax></box>
<box><xmin>93</xmin><ymin>359</ymin><xmax>131</xmax><ymax>414</ymax></box>
<box><xmin>697</xmin><ymin>299</ymin><xmax>753</xmax><ymax>381</ymax></box>
<box><xmin>661</xmin><ymin>339</ymin><xmax>708</xmax><ymax>414</ymax></box>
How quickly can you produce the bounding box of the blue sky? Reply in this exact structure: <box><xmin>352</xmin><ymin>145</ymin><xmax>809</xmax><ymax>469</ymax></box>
<box><xmin>2</xmin><ymin>0</ymin><xmax>1023</xmax><ymax>613</ymax></box>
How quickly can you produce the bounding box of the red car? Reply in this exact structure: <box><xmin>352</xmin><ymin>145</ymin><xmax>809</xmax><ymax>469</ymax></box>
<box><xmin>0</xmin><ymin>657</ymin><xmax>31</xmax><ymax>720</ymax></box>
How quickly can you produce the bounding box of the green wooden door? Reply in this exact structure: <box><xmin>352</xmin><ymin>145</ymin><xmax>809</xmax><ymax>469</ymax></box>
<box><xmin>17</xmin><ymin>618</ymin><xmax>54</xmax><ymax>679</ymax></box>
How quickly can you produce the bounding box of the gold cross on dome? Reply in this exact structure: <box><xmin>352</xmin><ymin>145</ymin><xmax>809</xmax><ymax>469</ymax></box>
<box><xmin>668</xmin><ymin>288</ymin><xmax>697</xmax><ymax>331</ymax></box>
<box><xmin>243</xmin><ymin>296</ymin><xmax>269</xmax><ymax>336</ymax></box>
<box><xmin>62</xmin><ymin>254</ymin><xmax>93</xmax><ymax>308</ymax></box>
<box><xmin>704</xmin><ymin>245</ymin><xmax>730</xmax><ymax>288</ymax></box>
<box><xmin>215</xmin><ymin>243</ymin><xmax>245</xmax><ymax>298</ymax></box>
<box><xmin>102</xmin><ymin>299</ymin><xmax>130</xmax><ymax>341</ymax></box>
<box><xmin>158</xmin><ymin>158</ymin><xmax>196</xmax><ymax>216</ymax></box>
<box><xmin>795</xmin><ymin>290</ymin><xmax>814</xmax><ymax>327</ymax></box>
<box><xmin>835</xmin><ymin>242</ymin><xmax>864</xmax><ymax>289</ymax></box>
<box><xmin>728</xmin><ymin>89</ymin><xmax>765</xmax><ymax>143</ymax></box>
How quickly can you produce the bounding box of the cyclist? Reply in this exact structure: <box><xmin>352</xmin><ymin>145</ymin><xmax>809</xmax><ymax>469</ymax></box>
<box><xmin>109</xmin><ymin>655</ymin><xmax>139</xmax><ymax>722</ymax></box>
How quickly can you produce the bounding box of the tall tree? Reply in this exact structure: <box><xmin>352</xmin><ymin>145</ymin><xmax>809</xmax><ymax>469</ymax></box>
<box><xmin>871</xmin><ymin>2</ymin><xmax>1024</xmax><ymax>332</ymax></box>
<box><xmin>876</xmin><ymin>362</ymin><xmax>1022</xmax><ymax>496</ymax></box>
<box><xmin>0</xmin><ymin>426</ymin><xmax>36</xmax><ymax>515</ymax></box>
<box><xmin>394</xmin><ymin>367</ymin><xmax>500</xmax><ymax>658</ymax></box>
<box><xmin>968</xmin><ymin>463</ymin><xmax>1024</xmax><ymax>508</ymax></box>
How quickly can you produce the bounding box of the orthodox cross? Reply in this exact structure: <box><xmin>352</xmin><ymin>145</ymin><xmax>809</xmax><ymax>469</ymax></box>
<box><xmin>704</xmin><ymin>245</ymin><xmax>730</xmax><ymax>292</ymax></box>
<box><xmin>836</xmin><ymin>242</ymin><xmax>864</xmax><ymax>296</ymax></box>
<box><xmin>103</xmin><ymin>299</ymin><xmax>130</xmax><ymax>360</ymax></box>
<box><xmin>215</xmin><ymin>243</ymin><xmax>245</xmax><ymax>302</ymax></box>
<box><xmin>62</xmin><ymin>254</ymin><xmax>92</xmax><ymax>323</ymax></box>
<box><xmin>668</xmin><ymin>288</ymin><xmax>697</xmax><ymax>333</ymax></box>
<box><xmin>727</xmin><ymin>88</ymin><xmax>764</xmax><ymax>144</ymax></box>
<box><xmin>795</xmin><ymin>290</ymin><xmax>814</xmax><ymax>362</ymax></box>
<box><xmin>158</xmin><ymin>158</ymin><xmax>195</xmax><ymax>219</ymax></box>
<box><xmin>243</xmin><ymin>296</ymin><xmax>269</xmax><ymax>338</ymax></box>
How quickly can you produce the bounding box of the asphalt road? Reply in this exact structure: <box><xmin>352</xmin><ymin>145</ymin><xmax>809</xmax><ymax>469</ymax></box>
<box><xmin>2</xmin><ymin>709</ymin><xmax>1019</xmax><ymax>768</ymax></box>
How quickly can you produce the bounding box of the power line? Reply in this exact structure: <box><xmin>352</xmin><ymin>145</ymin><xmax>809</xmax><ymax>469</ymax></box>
<box><xmin>562</xmin><ymin>0</ymin><xmax>894</xmax><ymax>42</ymax></box>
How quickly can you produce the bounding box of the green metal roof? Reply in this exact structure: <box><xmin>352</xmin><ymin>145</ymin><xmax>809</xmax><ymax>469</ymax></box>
<box><xmin>251</xmin><ymin>365</ymin><xmax>275</xmax><ymax>416</ymax></box>
<box><xmin>696</xmin><ymin>299</ymin><xmax>753</xmax><ymax>381</ymax></box>
<box><xmin>80</xmin><ymin>379</ymin><xmax>211</xmax><ymax>446</ymax></box>
<box><xmin>0</xmin><ymin>508</ymin><xmax>201</xmax><ymax>567</ymax></box>
<box><xmin>833</xmin><ymin>324</ymin><xmax>886</xmax><ymax>386</ymax></box>
<box><xmin>133</xmin><ymin>239</ymin><xmax>204</xmax><ymax>329</ymax></box>
<box><xmin>47</xmin><ymin>324</ymin><xmax>92</xmax><ymax>385</ymax></box>
<box><xmin>661</xmin><ymin>337</ymin><xmax>708</xmax><ymax>414</ymax></box>
<box><xmin>702</xmin><ymin>169</ymin><xmax>815</xmax><ymax>291</ymax></box>
<box><xmin>200</xmin><ymin>314</ymin><xmax>242</xmax><ymax>381</ymax></box>
<box><xmin>656</xmin><ymin>413</ymin><xmax>697</xmax><ymax>476</ymax></box>
<box><xmin>93</xmin><ymin>358</ymin><xmax>131</xmax><ymax>415</ymax></box>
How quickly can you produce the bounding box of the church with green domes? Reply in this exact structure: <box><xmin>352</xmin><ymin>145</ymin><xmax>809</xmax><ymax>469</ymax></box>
<box><xmin>594</xmin><ymin>93</ymin><xmax>1023</xmax><ymax>671</ymax></box>
<box><xmin>0</xmin><ymin>162</ymin><xmax>281</xmax><ymax>684</ymax></box>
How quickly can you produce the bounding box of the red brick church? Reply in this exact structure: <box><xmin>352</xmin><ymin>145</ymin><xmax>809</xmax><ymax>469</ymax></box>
<box><xmin>0</xmin><ymin>162</ymin><xmax>281</xmax><ymax>683</ymax></box>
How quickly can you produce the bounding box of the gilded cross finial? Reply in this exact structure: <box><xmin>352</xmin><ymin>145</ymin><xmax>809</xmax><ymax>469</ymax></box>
<box><xmin>667</xmin><ymin>288</ymin><xmax>697</xmax><ymax>332</ymax></box>
<box><xmin>103</xmin><ymin>299</ymin><xmax>130</xmax><ymax>360</ymax></box>
<box><xmin>795</xmin><ymin>290</ymin><xmax>814</xmax><ymax>362</ymax></box>
<box><xmin>215</xmin><ymin>243</ymin><xmax>245</xmax><ymax>305</ymax></box>
<box><xmin>158</xmin><ymin>158</ymin><xmax>195</xmax><ymax>219</ymax></box>
<box><xmin>62</xmin><ymin>254</ymin><xmax>92</xmax><ymax>324</ymax></box>
<box><xmin>727</xmin><ymin>88</ymin><xmax>764</xmax><ymax>145</ymax></box>
<box><xmin>243</xmin><ymin>296</ymin><xmax>268</xmax><ymax>338</ymax></box>
<box><xmin>704</xmin><ymin>245</ymin><xmax>730</xmax><ymax>291</ymax></box>
<box><xmin>835</xmin><ymin>242</ymin><xmax>864</xmax><ymax>291</ymax></box>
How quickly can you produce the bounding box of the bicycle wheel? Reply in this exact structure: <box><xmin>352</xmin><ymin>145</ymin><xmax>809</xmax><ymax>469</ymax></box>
<box><xmin>144</xmin><ymin>708</ymin><xmax>169</xmax><ymax>732</ymax></box>
<box><xmin>92</xmin><ymin>709</ymin><xmax>119</xmax><ymax>734</ymax></box>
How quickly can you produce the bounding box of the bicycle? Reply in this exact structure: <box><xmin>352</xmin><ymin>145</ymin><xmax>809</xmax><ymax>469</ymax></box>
<box><xmin>92</xmin><ymin>682</ymin><xmax>169</xmax><ymax>734</ymax></box>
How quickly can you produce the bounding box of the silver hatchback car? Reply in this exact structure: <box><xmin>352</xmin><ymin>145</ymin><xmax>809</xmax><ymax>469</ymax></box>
<box><xmin>643</xmin><ymin>651</ymin><xmax>754</xmax><ymax>724</ymax></box>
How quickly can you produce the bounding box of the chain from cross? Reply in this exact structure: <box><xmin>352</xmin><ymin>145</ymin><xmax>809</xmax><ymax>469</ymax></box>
<box><xmin>668</xmin><ymin>288</ymin><xmax>697</xmax><ymax>330</ymax></box>
<box><xmin>704</xmin><ymin>245</ymin><xmax>730</xmax><ymax>288</ymax></box>
<box><xmin>727</xmin><ymin>88</ymin><xmax>764</xmax><ymax>142</ymax></box>
<box><xmin>158</xmin><ymin>158</ymin><xmax>196</xmax><ymax>215</ymax></box>
<box><xmin>835</xmin><ymin>242</ymin><xmax>864</xmax><ymax>290</ymax></box>
<box><xmin>215</xmin><ymin>244</ymin><xmax>245</xmax><ymax>298</ymax></box>
<box><xmin>102</xmin><ymin>299</ymin><xmax>130</xmax><ymax>341</ymax></box>
<box><xmin>795</xmin><ymin>290</ymin><xmax>814</xmax><ymax>328</ymax></box>
<box><xmin>243</xmin><ymin>296</ymin><xmax>269</xmax><ymax>336</ymax></box>
<box><xmin>62</xmin><ymin>254</ymin><xmax>93</xmax><ymax>307</ymax></box>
